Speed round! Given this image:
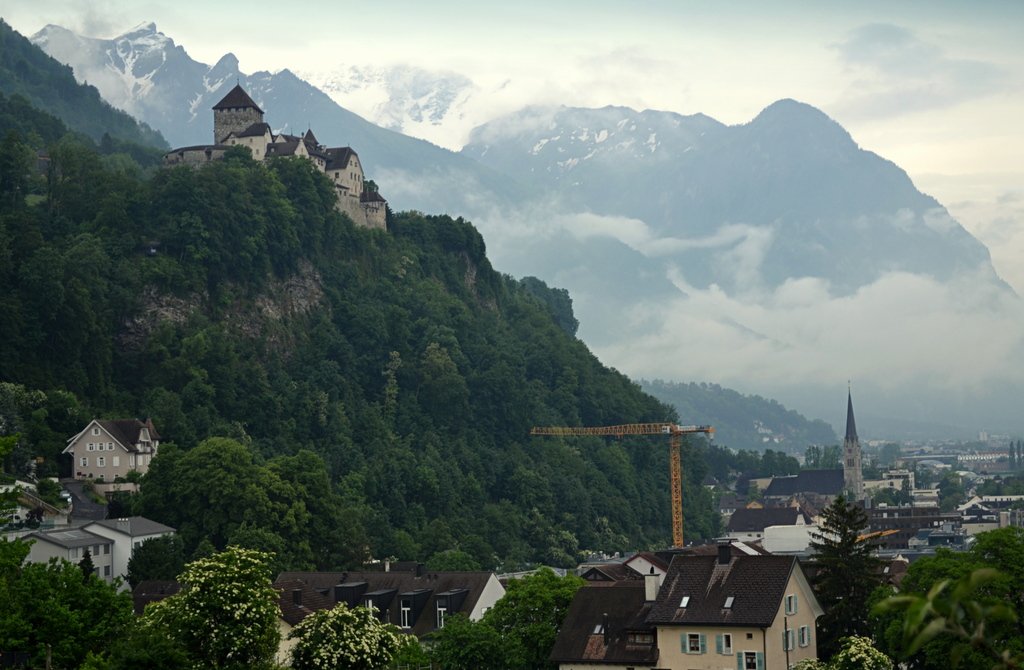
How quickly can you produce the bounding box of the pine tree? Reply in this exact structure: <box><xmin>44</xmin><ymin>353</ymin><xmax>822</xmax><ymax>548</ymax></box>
<box><xmin>809</xmin><ymin>495</ymin><xmax>882</xmax><ymax>658</ymax></box>
<box><xmin>78</xmin><ymin>549</ymin><xmax>95</xmax><ymax>582</ymax></box>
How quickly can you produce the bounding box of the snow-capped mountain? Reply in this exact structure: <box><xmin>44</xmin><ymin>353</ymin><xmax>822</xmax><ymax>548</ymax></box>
<box><xmin>30</xmin><ymin>23</ymin><xmax>523</xmax><ymax>215</ymax></box>
<box><xmin>299</xmin><ymin>65</ymin><xmax>476</xmax><ymax>149</ymax></box>
<box><xmin>463</xmin><ymin>100</ymin><xmax>1004</xmax><ymax>296</ymax></box>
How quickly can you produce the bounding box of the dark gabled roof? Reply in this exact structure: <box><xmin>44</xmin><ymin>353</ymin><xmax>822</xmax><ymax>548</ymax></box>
<box><xmin>360</xmin><ymin>189</ymin><xmax>386</xmax><ymax>203</ymax></box>
<box><xmin>303</xmin><ymin>128</ymin><xmax>319</xmax><ymax>146</ymax></box>
<box><xmin>325</xmin><ymin>146</ymin><xmax>357</xmax><ymax>171</ymax></box>
<box><xmin>550</xmin><ymin>582</ymin><xmax>658</xmax><ymax>665</ymax></box>
<box><xmin>581</xmin><ymin>563</ymin><xmax>634</xmax><ymax>582</ymax></box>
<box><xmin>95</xmin><ymin>418</ymin><xmax>160</xmax><ymax>448</ymax></box>
<box><xmin>845</xmin><ymin>390</ymin><xmax>858</xmax><ymax>442</ymax></box>
<box><xmin>763</xmin><ymin>469</ymin><xmax>844</xmax><ymax>497</ymax></box>
<box><xmin>133</xmin><ymin>580</ymin><xmax>180</xmax><ymax>615</ymax></box>
<box><xmin>275</xmin><ymin>570</ymin><xmax>497</xmax><ymax>638</ymax></box>
<box><xmin>212</xmin><ymin>84</ymin><xmax>264</xmax><ymax>114</ymax></box>
<box><xmin>266</xmin><ymin>140</ymin><xmax>300</xmax><ymax>157</ymax></box>
<box><xmin>275</xmin><ymin>578</ymin><xmax>335</xmax><ymax>626</ymax></box>
<box><xmin>726</xmin><ymin>507</ymin><xmax>811</xmax><ymax>533</ymax></box>
<box><xmin>234</xmin><ymin>122</ymin><xmax>272</xmax><ymax>138</ymax></box>
<box><xmin>646</xmin><ymin>554</ymin><xmax>798</xmax><ymax>627</ymax></box>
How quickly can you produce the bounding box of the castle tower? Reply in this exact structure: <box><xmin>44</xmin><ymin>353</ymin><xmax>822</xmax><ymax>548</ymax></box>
<box><xmin>212</xmin><ymin>85</ymin><xmax>264</xmax><ymax>144</ymax></box>
<box><xmin>843</xmin><ymin>386</ymin><xmax>864</xmax><ymax>500</ymax></box>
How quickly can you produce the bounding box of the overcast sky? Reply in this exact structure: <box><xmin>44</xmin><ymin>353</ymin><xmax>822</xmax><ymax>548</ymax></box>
<box><xmin>5</xmin><ymin>0</ymin><xmax>1023</xmax><ymax>294</ymax></box>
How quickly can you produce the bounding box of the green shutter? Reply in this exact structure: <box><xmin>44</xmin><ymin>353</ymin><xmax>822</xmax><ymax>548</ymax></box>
<box><xmin>716</xmin><ymin>634</ymin><xmax>723</xmax><ymax>654</ymax></box>
<box><xmin>793</xmin><ymin>593</ymin><xmax>799</xmax><ymax>614</ymax></box>
<box><xmin>756</xmin><ymin>651</ymin><xmax>765</xmax><ymax>670</ymax></box>
<box><xmin>699</xmin><ymin>633</ymin><xmax>707</xmax><ymax>654</ymax></box>
<box><xmin>681</xmin><ymin>633</ymin><xmax>687</xmax><ymax>653</ymax></box>
<box><xmin>737</xmin><ymin>652</ymin><xmax>744</xmax><ymax>670</ymax></box>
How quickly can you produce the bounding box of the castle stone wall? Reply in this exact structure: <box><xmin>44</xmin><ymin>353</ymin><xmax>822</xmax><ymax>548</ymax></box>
<box><xmin>214</xmin><ymin>108</ymin><xmax>263</xmax><ymax>144</ymax></box>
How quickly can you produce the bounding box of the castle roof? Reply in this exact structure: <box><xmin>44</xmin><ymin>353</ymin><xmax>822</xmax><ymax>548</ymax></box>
<box><xmin>325</xmin><ymin>147</ymin><xmax>357</xmax><ymax>171</ymax></box>
<box><xmin>303</xmin><ymin>128</ymin><xmax>319</xmax><ymax>146</ymax></box>
<box><xmin>360</xmin><ymin>189</ymin><xmax>386</xmax><ymax>203</ymax></box>
<box><xmin>234</xmin><ymin>122</ymin><xmax>273</xmax><ymax>138</ymax></box>
<box><xmin>212</xmin><ymin>84</ymin><xmax>264</xmax><ymax>114</ymax></box>
<box><xmin>266</xmin><ymin>140</ymin><xmax>300</xmax><ymax>157</ymax></box>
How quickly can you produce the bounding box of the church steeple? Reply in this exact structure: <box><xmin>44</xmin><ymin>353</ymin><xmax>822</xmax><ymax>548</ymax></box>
<box><xmin>845</xmin><ymin>386</ymin><xmax>858</xmax><ymax>442</ymax></box>
<box><xmin>843</xmin><ymin>385</ymin><xmax>864</xmax><ymax>500</ymax></box>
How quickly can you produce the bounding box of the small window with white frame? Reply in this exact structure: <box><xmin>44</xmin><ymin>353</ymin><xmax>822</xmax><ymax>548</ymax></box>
<box><xmin>80</xmin><ymin>457</ymin><xmax>88</xmax><ymax>467</ymax></box>
<box><xmin>799</xmin><ymin>625</ymin><xmax>810</xmax><ymax>647</ymax></box>
<box><xmin>92</xmin><ymin>427</ymin><xmax>100</xmax><ymax>436</ymax></box>
<box><xmin>720</xmin><ymin>633</ymin><xmax>732</xmax><ymax>655</ymax></box>
<box><xmin>785</xmin><ymin>593</ymin><xmax>798</xmax><ymax>615</ymax></box>
<box><xmin>783</xmin><ymin>628</ymin><xmax>795</xmax><ymax>651</ymax></box>
<box><xmin>744</xmin><ymin>651</ymin><xmax>760</xmax><ymax>669</ymax></box>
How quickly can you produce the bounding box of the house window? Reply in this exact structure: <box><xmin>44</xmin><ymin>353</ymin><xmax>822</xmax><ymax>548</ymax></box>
<box><xmin>679</xmin><ymin>595</ymin><xmax>690</xmax><ymax>607</ymax></box>
<box><xmin>129</xmin><ymin>455</ymin><xmax>136</xmax><ymax>467</ymax></box>
<box><xmin>799</xmin><ymin>625</ymin><xmax>810</xmax><ymax>647</ymax></box>
<box><xmin>627</xmin><ymin>632</ymin><xmax>654</xmax><ymax>645</ymax></box>
<box><xmin>92</xmin><ymin>427</ymin><xmax>100</xmax><ymax>436</ymax></box>
<box><xmin>107</xmin><ymin>443</ymin><xmax>114</xmax><ymax>450</ymax></box>
<box><xmin>783</xmin><ymin>628</ymin><xmax>795</xmax><ymax>651</ymax></box>
<box><xmin>80</xmin><ymin>457</ymin><xmax>88</xmax><ymax>467</ymax></box>
<box><xmin>683</xmin><ymin>632</ymin><xmax>705</xmax><ymax>654</ymax></box>
<box><xmin>724</xmin><ymin>596</ymin><xmax>734</xmax><ymax>608</ymax></box>
<box><xmin>103</xmin><ymin>545</ymin><xmax>110</xmax><ymax>555</ymax></box>
<box><xmin>97</xmin><ymin>457</ymin><xmax>105</xmax><ymax>467</ymax></box>
<box><xmin>436</xmin><ymin>605</ymin><xmax>447</xmax><ymax>629</ymax></box>
<box><xmin>785</xmin><ymin>594</ymin><xmax>798</xmax><ymax>615</ymax></box>
<box><xmin>113</xmin><ymin>456</ymin><xmax>120</xmax><ymax>467</ymax></box>
<box><xmin>742</xmin><ymin>651</ymin><xmax>764</xmax><ymax>670</ymax></box>
<box><xmin>104</xmin><ymin>565</ymin><xmax>111</xmax><ymax>577</ymax></box>
<box><xmin>716</xmin><ymin>633</ymin><xmax>732</xmax><ymax>655</ymax></box>
<box><xmin>87</xmin><ymin>444</ymin><xmax>94</xmax><ymax>452</ymax></box>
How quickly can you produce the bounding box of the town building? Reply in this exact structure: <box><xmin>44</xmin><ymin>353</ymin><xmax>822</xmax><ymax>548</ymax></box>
<box><xmin>62</xmin><ymin>419</ymin><xmax>160</xmax><ymax>481</ymax></box>
<box><xmin>24</xmin><ymin>527</ymin><xmax>115</xmax><ymax>582</ymax></box>
<box><xmin>554</xmin><ymin>543</ymin><xmax>823</xmax><ymax>670</ymax></box>
<box><xmin>165</xmin><ymin>84</ymin><xmax>387</xmax><ymax>230</ymax></box>
<box><xmin>866</xmin><ymin>504</ymin><xmax>962</xmax><ymax>550</ymax></box>
<box><xmin>725</xmin><ymin>506</ymin><xmax>813</xmax><ymax>542</ymax></box>
<box><xmin>83</xmin><ymin>517</ymin><xmax>176</xmax><ymax>588</ymax></box>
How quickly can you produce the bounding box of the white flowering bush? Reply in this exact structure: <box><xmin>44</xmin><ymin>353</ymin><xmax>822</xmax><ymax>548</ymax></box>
<box><xmin>793</xmin><ymin>636</ymin><xmax>894</xmax><ymax>670</ymax></box>
<box><xmin>288</xmin><ymin>603</ymin><xmax>401</xmax><ymax>670</ymax></box>
<box><xmin>142</xmin><ymin>546</ymin><xmax>280</xmax><ymax>669</ymax></box>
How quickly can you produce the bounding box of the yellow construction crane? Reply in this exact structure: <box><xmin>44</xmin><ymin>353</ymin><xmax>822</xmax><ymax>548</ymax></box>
<box><xmin>530</xmin><ymin>423</ymin><xmax>714</xmax><ymax>548</ymax></box>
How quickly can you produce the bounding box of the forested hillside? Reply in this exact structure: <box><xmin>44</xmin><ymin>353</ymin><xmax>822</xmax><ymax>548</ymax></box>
<box><xmin>0</xmin><ymin>20</ymin><xmax>166</xmax><ymax>149</ymax></box>
<box><xmin>642</xmin><ymin>380</ymin><xmax>836</xmax><ymax>452</ymax></box>
<box><xmin>0</xmin><ymin>101</ymin><xmax>719</xmax><ymax>568</ymax></box>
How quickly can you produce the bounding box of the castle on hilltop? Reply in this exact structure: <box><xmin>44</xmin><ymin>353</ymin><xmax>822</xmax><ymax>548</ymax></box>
<box><xmin>163</xmin><ymin>85</ymin><xmax>387</xmax><ymax>230</ymax></box>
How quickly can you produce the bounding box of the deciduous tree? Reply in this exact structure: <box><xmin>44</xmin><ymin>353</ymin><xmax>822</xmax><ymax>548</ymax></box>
<box><xmin>142</xmin><ymin>547</ymin><xmax>279</xmax><ymax>670</ymax></box>
<box><xmin>288</xmin><ymin>603</ymin><xmax>401</xmax><ymax>670</ymax></box>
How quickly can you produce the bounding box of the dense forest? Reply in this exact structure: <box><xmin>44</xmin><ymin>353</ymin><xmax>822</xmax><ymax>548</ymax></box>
<box><xmin>0</xmin><ymin>81</ymin><xmax>723</xmax><ymax>568</ymax></box>
<box><xmin>643</xmin><ymin>379</ymin><xmax>837</xmax><ymax>452</ymax></box>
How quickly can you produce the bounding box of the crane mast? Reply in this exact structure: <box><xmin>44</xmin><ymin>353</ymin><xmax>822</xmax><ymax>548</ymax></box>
<box><xmin>530</xmin><ymin>422</ymin><xmax>714</xmax><ymax>547</ymax></box>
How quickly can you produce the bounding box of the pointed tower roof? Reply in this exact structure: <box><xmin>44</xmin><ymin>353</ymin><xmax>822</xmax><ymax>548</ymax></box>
<box><xmin>845</xmin><ymin>388</ymin><xmax>858</xmax><ymax>442</ymax></box>
<box><xmin>212</xmin><ymin>84</ymin><xmax>264</xmax><ymax>114</ymax></box>
<box><xmin>303</xmin><ymin>128</ymin><xmax>319</xmax><ymax>146</ymax></box>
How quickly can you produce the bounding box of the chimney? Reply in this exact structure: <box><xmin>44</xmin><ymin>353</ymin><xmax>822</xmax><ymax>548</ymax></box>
<box><xmin>291</xmin><ymin>588</ymin><xmax>302</xmax><ymax>606</ymax></box>
<box><xmin>644</xmin><ymin>568</ymin><xmax>661</xmax><ymax>602</ymax></box>
<box><xmin>602</xmin><ymin>613</ymin><xmax>609</xmax><ymax>646</ymax></box>
<box><xmin>718</xmin><ymin>540</ymin><xmax>732</xmax><ymax>565</ymax></box>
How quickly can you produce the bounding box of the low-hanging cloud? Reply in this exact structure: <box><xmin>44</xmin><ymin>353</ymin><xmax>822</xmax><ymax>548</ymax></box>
<box><xmin>831</xmin><ymin>23</ymin><xmax>1006</xmax><ymax>120</ymax></box>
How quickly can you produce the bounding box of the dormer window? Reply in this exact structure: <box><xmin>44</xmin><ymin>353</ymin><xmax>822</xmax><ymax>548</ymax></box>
<box><xmin>592</xmin><ymin>624</ymin><xmax>604</xmax><ymax>634</ymax></box>
<box><xmin>400</xmin><ymin>598</ymin><xmax>412</xmax><ymax>628</ymax></box>
<box><xmin>680</xmin><ymin>596</ymin><xmax>690</xmax><ymax>607</ymax></box>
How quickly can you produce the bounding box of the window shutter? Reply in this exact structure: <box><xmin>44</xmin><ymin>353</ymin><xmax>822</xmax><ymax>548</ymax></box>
<box><xmin>699</xmin><ymin>633</ymin><xmax>706</xmax><ymax>654</ymax></box>
<box><xmin>716</xmin><ymin>634</ymin><xmax>723</xmax><ymax>654</ymax></box>
<box><xmin>756</xmin><ymin>651</ymin><xmax>765</xmax><ymax>670</ymax></box>
<box><xmin>680</xmin><ymin>633</ymin><xmax>687</xmax><ymax>653</ymax></box>
<box><xmin>737</xmin><ymin>652</ymin><xmax>743</xmax><ymax>670</ymax></box>
<box><xmin>793</xmin><ymin>593</ymin><xmax>798</xmax><ymax>613</ymax></box>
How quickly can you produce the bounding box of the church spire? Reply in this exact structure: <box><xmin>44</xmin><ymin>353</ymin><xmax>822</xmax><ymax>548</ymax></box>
<box><xmin>845</xmin><ymin>385</ymin><xmax>858</xmax><ymax>442</ymax></box>
<box><xmin>843</xmin><ymin>384</ymin><xmax>864</xmax><ymax>500</ymax></box>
